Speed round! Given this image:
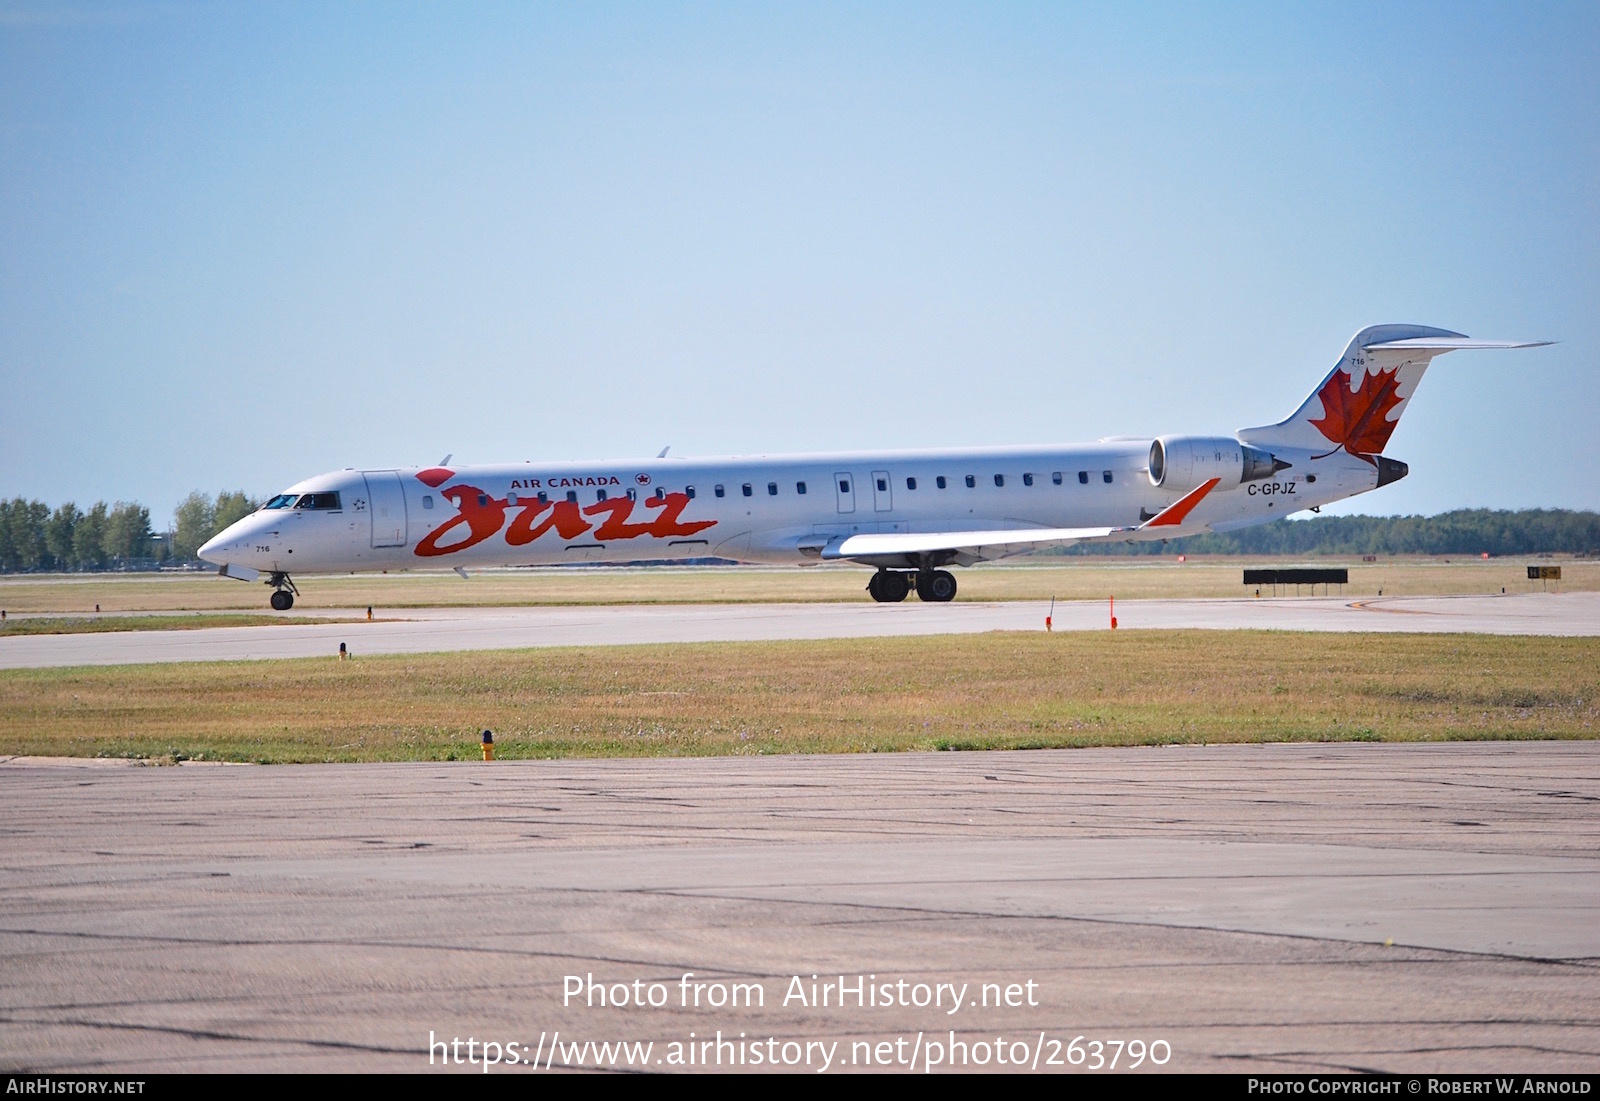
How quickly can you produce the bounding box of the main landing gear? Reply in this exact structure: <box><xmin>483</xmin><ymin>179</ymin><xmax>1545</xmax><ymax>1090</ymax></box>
<box><xmin>916</xmin><ymin>569</ymin><xmax>957</xmax><ymax>603</ymax></box>
<box><xmin>267</xmin><ymin>572</ymin><xmax>298</xmax><ymax>611</ymax></box>
<box><xmin>867</xmin><ymin>569</ymin><xmax>957</xmax><ymax>603</ymax></box>
<box><xmin>867</xmin><ymin>569</ymin><xmax>909</xmax><ymax>603</ymax></box>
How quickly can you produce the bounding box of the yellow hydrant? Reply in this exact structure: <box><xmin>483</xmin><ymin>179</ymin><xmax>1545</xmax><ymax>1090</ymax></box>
<box><xmin>481</xmin><ymin>730</ymin><xmax>495</xmax><ymax>761</ymax></box>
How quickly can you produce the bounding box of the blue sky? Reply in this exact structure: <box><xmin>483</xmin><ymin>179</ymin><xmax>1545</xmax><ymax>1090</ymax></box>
<box><xmin>2</xmin><ymin>2</ymin><xmax>1596</xmax><ymax>525</ymax></box>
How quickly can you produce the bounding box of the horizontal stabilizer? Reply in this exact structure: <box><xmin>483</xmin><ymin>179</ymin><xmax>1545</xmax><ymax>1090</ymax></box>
<box><xmin>1363</xmin><ymin>338</ymin><xmax>1552</xmax><ymax>352</ymax></box>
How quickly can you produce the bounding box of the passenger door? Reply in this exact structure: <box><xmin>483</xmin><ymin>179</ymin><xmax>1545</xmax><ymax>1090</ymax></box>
<box><xmin>363</xmin><ymin>471</ymin><xmax>409</xmax><ymax>548</ymax></box>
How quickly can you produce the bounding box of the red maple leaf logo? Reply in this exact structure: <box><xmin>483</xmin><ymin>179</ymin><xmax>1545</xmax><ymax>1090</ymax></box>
<box><xmin>1308</xmin><ymin>366</ymin><xmax>1405</xmax><ymax>464</ymax></box>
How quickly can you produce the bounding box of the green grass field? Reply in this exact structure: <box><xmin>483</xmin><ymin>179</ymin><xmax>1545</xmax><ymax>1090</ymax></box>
<box><xmin>0</xmin><ymin>556</ymin><xmax>1592</xmax><ymax>616</ymax></box>
<box><xmin>0</xmin><ymin>614</ymin><xmax>357</xmax><ymax>636</ymax></box>
<box><xmin>3</xmin><ymin>631</ymin><xmax>1593</xmax><ymax>763</ymax></box>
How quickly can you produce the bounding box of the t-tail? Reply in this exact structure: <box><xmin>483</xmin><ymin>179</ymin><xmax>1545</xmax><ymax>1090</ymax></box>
<box><xmin>1237</xmin><ymin>324</ymin><xmax>1550</xmax><ymax>485</ymax></box>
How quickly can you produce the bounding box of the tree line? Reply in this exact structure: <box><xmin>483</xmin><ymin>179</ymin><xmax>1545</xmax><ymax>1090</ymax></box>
<box><xmin>1056</xmin><ymin>508</ymin><xmax>1600</xmax><ymax>558</ymax></box>
<box><xmin>0</xmin><ymin>492</ymin><xmax>259</xmax><ymax>573</ymax></box>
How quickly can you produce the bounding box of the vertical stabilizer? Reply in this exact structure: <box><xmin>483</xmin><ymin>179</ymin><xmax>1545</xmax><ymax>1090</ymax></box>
<box><xmin>1237</xmin><ymin>324</ymin><xmax>1465</xmax><ymax>459</ymax></box>
<box><xmin>1237</xmin><ymin>325</ymin><xmax>1548</xmax><ymax>463</ymax></box>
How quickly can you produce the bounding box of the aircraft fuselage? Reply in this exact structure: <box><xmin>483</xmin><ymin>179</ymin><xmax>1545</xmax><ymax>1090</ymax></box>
<box><xmin>196</xmin><ymin>325</ymin><xmax>1549</xmax><ymax>607</ymax></box>
<box><xmin>198</xmin><ymin>440</ymin><xmax>1374</xmax><ymax>577</ymax></box>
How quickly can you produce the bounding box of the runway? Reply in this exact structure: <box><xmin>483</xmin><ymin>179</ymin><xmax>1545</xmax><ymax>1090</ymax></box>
<box><xmin>2</xmin><ymin>591</ymin><xmax>1596</xmax><ymax>668</ymax></box>
<box><xmin>2</xmin><ymin>743</ymin><xmax>1596</xmax><ymax>1073</ymax></box>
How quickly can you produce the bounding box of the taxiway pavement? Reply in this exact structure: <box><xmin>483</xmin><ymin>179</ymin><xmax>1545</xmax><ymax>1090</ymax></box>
<box><xmin>1</xmin><ymin>591</ymin><xmax>1596</xmax><ymax>669</ymax></box>
<box><xmin>2</xmin><ymin>743</ymin><xmax>1597</xmax><ymax>1073</ymax></box>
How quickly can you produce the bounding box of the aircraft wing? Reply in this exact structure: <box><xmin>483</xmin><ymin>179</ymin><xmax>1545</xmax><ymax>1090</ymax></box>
<box><xmin>817</xmin><ymin>476</ymin><xmax>1221</xmax><ymax>566</ymax></box>
<box><xmin>820</xmin><ymin>525</ymin><xmax>1125</xmax><ymax>564</ymax></box>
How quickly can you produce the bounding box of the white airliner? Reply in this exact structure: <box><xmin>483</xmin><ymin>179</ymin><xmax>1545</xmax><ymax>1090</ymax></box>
<box><xmin>199</xmin><ymin>324</ymin><xmax>1547</xmax><ymax>609</ymax></box>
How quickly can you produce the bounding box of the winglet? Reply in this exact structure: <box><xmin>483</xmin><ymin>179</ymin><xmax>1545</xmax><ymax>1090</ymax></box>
<box><xmin>1142</xmin><ymin>477</ymin><xmax>1220</xmax><ymax>528</ymax></box>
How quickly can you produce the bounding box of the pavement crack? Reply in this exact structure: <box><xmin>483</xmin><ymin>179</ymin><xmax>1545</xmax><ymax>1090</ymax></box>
<box><xmin>0</xmin><ymin>1013</ymin><xmax>413</xmax><ymax>1057</ymax></box>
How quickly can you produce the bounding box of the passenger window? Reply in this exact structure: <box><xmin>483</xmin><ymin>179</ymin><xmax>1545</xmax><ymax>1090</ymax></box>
<box><xmin>767</xmin><ymin>482</ymin><xmax>778</xmax><ymax>496</ymax></box>
<box><xmin>906</xmin><ymin>477</ymin><xmax>917</xmax><ymax>490</ymax></box>
<box><xmin>993</xmin><ymin>474</ymin><xmax>1005</xmax><ymax>487</ymax></box>
<box><xmin>1023</xmin><ymin>473</ymin><xmax>1034</xmax><ymax>487</ymax></box>
<box><xmin>965</xmin><ymin>475</ymin><xmax>976</xmax><ymax>488</ymax></box>
<box><xmin>566</xmin><ymin>490</ymin><xmax>578</xmax><ymax>503</ymax></box>
<box><xmin>1052</xmin><ymin>472</ymin><xmax>1063</xmax><ymax>485</ymax></box>
<box><xmin>422</xmin><ymin>495</ymin><xmax>434</xmax><ymax>509</ymax></box>
<box><xmin>686</xmin><ymin>486</ymin><xmax>696</xmax><ymax>499</ymax></box>
<box><xmin>538</xmin><ymin>491</ymin><xmax>549</xmax><ymax>504</ymax></box>
<box><xmin>1078</xmin><ymin>471</ymin><xmax>1089</xmax><ymax>484</ymax></box>
<box><xmin>743</xmin><ymin>483</ymin><xmax>753</xmax><ymax>497</ymax></box>
<box><xmin>626</xmin><ymin>488</ymin><xmax>637</xmax><ymax>502</ymax></box>
<box><xmin>1103</xmin><ymin>470</ymin><xmax>1113</xmax><ymax>484</ymax></box>
<box><xmin>876</xmin><ymin>478</ymin><xmax>887</xmax><ymax>492</ymax></box>
<box><xmin>477</xmin><ymin>494</ymin><xmax>488</xmax><ymax>507</ymax></box>
<box><xmin>796</xmin><ymin>481</ymin><xmax>807</xmax><ymax>494</ymax></box>
<box><xmin>506</xmin><ymin>492</ymin><xmax>518</xmax><ymax>506</ymax></box>
<box><xmin>936</xmin><ymin>476</ymin><xmax>947</xmax><ymax>489</ymax></box>
<box><xmin>596</xmin><ymin>489</ymin><xmax>607</xmax><ymax>502</ymax></box>
<box><xmin>839</xmin><ymin>479</ymin><xmax>850</xmax><ymax>493</ymax></box>
<box><xmin>715</xmin><ymin>484</ymin><xmax>726</xmax><ymax>498</ymax></box>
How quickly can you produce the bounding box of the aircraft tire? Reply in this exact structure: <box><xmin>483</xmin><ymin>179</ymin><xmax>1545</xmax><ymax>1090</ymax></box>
<box><xmin>867</xmin><ymin>570</ymin><xmax>909</xmax><ymax>603</ymax></box>
<box><xmin>270</xmin><ymin>590</ymin><xmax>294</xmax><ymax>611</ymax></box>
<box><xmin>917</xmin><ymin>570</ymin><xmax>957</xmax><ymax>602</ymax></box>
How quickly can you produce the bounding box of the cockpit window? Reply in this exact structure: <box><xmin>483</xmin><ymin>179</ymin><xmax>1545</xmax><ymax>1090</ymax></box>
<box><xmin>264</xmin><ymin>494</ymin><xmax>299</xmax><ymax>510</ymax></box>
<box><xmin>293</xmin><ymin>492</ymin><xmax>342</xmax><ymax>510</ymax></box>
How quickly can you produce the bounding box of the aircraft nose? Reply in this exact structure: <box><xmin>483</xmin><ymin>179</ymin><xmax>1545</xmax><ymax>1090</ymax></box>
<box><xmin>199</xmin><ymin>516</ymin><xmax>255</xmax><ymax>565</ymax></box>
<box><xmin>197</xmin><ymin>531</ymin><xmax>227</xmax><ymax>564</ymax></box>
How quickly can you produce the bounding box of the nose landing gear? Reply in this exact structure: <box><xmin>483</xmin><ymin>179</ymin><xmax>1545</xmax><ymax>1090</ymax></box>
<box><xmin>267</xmin><ymin>573</ymin><xmax>298</xmax><ymax>611</ymax></box>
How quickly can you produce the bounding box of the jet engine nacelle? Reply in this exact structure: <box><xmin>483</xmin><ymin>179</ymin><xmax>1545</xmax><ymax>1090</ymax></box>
<box><xmin>1148</xmin><ymin>435</ymin><xmax>1284</xmax><ymax>492</ymax></box>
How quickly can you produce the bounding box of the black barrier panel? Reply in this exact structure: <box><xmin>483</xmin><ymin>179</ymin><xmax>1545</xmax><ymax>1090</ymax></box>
<box><xmin>1243</xmin><ymin>569</ymin><xmax>1349</xmax><ymax>586</ymax></box>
